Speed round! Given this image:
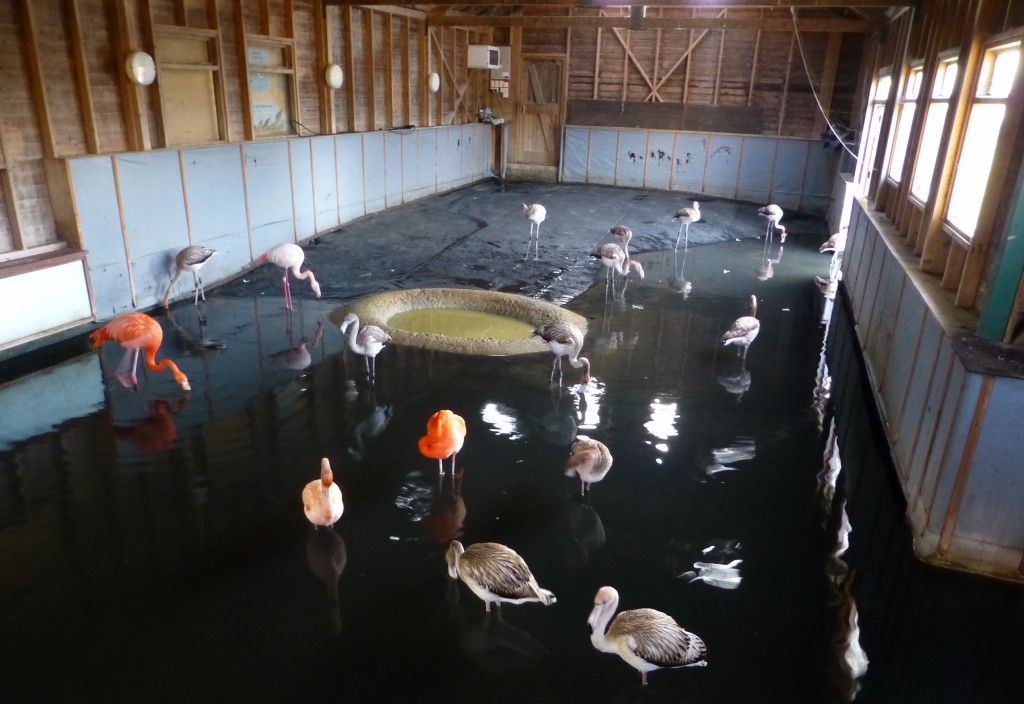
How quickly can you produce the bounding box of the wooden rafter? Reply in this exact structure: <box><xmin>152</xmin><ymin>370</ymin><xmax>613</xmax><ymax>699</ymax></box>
<box><xmin>645</xmin><ymin>9</ymin><xmax>726</xmax><ymax>101</ymax></box>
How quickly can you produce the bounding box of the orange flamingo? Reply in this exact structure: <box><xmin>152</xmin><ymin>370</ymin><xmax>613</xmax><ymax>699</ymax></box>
<box><xmin>91</xmin><ymin>312</ymin><xmax>191</xmax><ymax>391</ymax></box>
<box><xmin>418</xmin><ymin>410</ymin><xmax>466</xmax><ymax>475</ymax></box>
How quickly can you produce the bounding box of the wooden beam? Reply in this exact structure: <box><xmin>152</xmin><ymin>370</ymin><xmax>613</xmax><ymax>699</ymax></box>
<box><xmin>402</xmin><ymin>17</ymin><xmax>412</xmax><ymax>126</ymax></box>
<box><xmin>814</xmin><ymin>31</ymin><xmax>842</xmax><ymax>135</ymax></box>
<box><xmin>21</xmin><ymin>2</ymin><xmax>56</xmax><ymax>158</ymax></box>
<box><xmin>359</xmin><ymin>5</ymin><xmax>425</xmax><ymax>21</ymax></box>
<box><xmin>363</xmin><ymin>8</ymin><xmax>377</xmax><ymax>130</ymax></box>
<box><xmin>66</xmin><ymin>0</ymin><xmax>100</xmax><ymax>153</ymax></box>
<box><xmin>114</xmin><ymin>0</ymin><xmax>154</xmax><ymax>150</ymax></box>
<box><xmin>428</xmin><ymin>15</ymin><xmax>873</xmax><ymax>32</ymax></box>
<box><xmin>315</xmin><ymin>0</ymin><xmax>336</xmax><ymax>134</ymax></box>
<box><xmin>384</xmin><ymin>13</ymin><xmax>394</xmax><ymax>127</ymax></box>
<box><xmin>235</xmin><ymin>0</ymin><xmax>255</xmax><ymax>140</ymax></box>
<box><xmin>645</xmin><ymin>9</ymin><xmax>725</xmax><ymax>101</ymax></box>
<box><xmin>343</xmin><ymin>5</ymin><xmax>358</xmax><ymax>130</ymax></box>
<box><xmin>329</xmin><ymin>0</ymin><xmax>907</xmax><ymax>8</ymax></box>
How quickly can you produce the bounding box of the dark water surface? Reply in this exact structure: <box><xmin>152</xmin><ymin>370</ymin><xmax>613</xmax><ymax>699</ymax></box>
<box><xmin>2</xmin><ymin>223</ymin><xmax>1022</xmax><ymax>703</ymax></box>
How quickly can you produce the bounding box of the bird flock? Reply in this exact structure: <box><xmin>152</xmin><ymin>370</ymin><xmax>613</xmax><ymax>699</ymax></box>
<box><xmin>87</xmin><ymin>195</ymin><xmax>850</xmax><ymax>687</ymax></box>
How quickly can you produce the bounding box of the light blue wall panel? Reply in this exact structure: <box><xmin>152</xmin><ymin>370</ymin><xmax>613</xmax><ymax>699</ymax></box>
<box><xmin>434</xmin><ymin>128</ymin><xmax>450</xmax><ymax>189</ymax></box>
<box><xmin>362</xmin><ymin>133</ymin><xmax>386</xmax><ymax>213</ymax></box>
<box><xmin>881</xmin><ymin>285</ymin><xmax>927</xmax><ymax>451</ymax></box>
<box><xmin>310</xmin><ymin>135</ymin><xmax>339</xmax><ymax>232</ymax></box>
<box><xmin>672</xmin><ymin>133</ymin><xmax>707</xmax><ymax>193</ymax></box>
<box><xmin>244</xmin><ymin>141</ymin><xmax>295</xmax><ymax>256</ymax></box>
<box><xmin>290</xmin><ymin>140</ymin><xmax>316</xmax><ymax>239</ymax></box>
<box><xmin>182</xmin><ymin>145</ymin><xmax>250</xmax><ymax>282</ymax></box>
<box><xmin>400</xmin><ymin>130</ymin><xmax>421</xmax><ymax>201</ymax></box>
<box><xmin>561</xmin><ymin>127</ymin><xmax>590</xmax><ymax>182</ymax></box>
<box><xmin>385</xmin><ymin>131</ymin><xmax>404</xmax><ymax>208</ymax></box>
<box><xmin>616</xmin><ymin>130</ymin><xmax>647</xmax><ymax>188</ymax></box>
<box><xmin>770</xmin><ymin>140</ymin><xmax>809</xmax><ymax>210</ymax></box>
<box><xmin>588</xmin><ymin>129</ymin><xmax>618</xmax><ymax>185</ymax></box>
<box><xmin>958</xmin><ymin>376</ymin><xmax>1024</xmax><ymax>544</ymax></box>
<box><xmin>736</xmin><ymin>137</ymin><xmax>775</xmax><ymax>204</ymax></box>
<box><xmin>416</xmin><ymin>129</ymin><xmax>437</xmax><ymax>193</ymax></box>
<box><xmin>923</xmin><ymin>364</ymin><xmax>981</xmax><ymax>536</ymax></box>
<box><xmin>864</xmin><ymin>249</ymin><xmax>905</xmax><ymax>382</ymax></box>
<box><xmin>644</xmin><ymin>131</ymin><xmax>675</xmax><ymax>190</ymax></box>
<box><xmin>704</xmin><ymin>135</ymin><xmax>742</xmax><ymax>199</ymax></box>
<box><xmin>894</xmin><ymin>310</ymin><xmax>942</xmax><ymax>478</ymax></box>
<box><xmin>337</xmin><ymin>133</ymin><xmax>365</xmax><ymax>223</ymax></box>
<box><xmin>801</xmin><ymin>146</ymin><xmax>837</xmax><ymax>213</ymax></box>
<box><xmin>858</xmin><ymin>229</ymin><xmax>888</xmax><ymax>349</ymax></box>
<box><xmin>117</xmin><ymin>151</ymin><xmax>189</xmax><ymax>308</ymax></box>
<box><xmin>904</xmin><ymin>318</ymin><xmax>953</xmax><ymax>499</ymax></box>
<box><xmin>459</xmin><ymin>125</ymin><xmax>473</xmax><ymax>184</ymax></box>
<box><xmin>71</xmin><ymin>157</ymin><xmax>131</xmax><ymax>317</ymax></box>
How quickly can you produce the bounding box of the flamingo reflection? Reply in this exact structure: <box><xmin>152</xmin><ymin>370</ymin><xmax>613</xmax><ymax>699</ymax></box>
<box><xmin>422</xmin><ymin>469</ymin><xmax>466</xmax><ymax>547</ymax></box>
<box><xmin>306</xmin><ymin>528</ymin><xmax>347</xmax><ymax>634</ymax></box>
<box><xmin>112</xmin><ymin>397</ymin><xmax>187</xmax><ymax>453</ymax></box>
<box><xmin>346</xmin><ymin>383</ymin><xmax>393</xmax><ymax>460</ymax></box>
<box><xmin>268</xmin><ymin>320</ymin><xmax>324</xmax><ymax>370</ymax></box>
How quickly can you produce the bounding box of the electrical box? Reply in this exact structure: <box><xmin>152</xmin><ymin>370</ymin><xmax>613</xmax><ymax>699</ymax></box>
<box><xmin>468</xmin><ymin>45</ymin><xmax>501</xmax><ymax>70</ymax></box>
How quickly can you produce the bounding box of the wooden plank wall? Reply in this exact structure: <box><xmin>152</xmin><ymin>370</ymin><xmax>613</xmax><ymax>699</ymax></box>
<box><xmin>0</xmin><ymin>0</ymin><xmax>488</xmax><ymax>259</ymax></box>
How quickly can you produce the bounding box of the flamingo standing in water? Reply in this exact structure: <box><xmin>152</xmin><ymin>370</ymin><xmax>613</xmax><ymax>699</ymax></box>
<box><xmin>446</xmin><ymin>540</ymin><xmax>557</xmax><ymax>613</ymax></box>
<box><xmin>819</xmin><ymin>227</ymin><xmax>848</xmax><ymax>281</ymax></box>
<box><xmin>339</xmin><ymin>313</ymin><xmax>391</xmax><ymax>378</ymax></box>
<box><xmin>758</xmin><ymin>204</ymin><xmax>786</xmax><ymax>242</ymax></box>
<box><xmin>162</xmin><ymin>246</ymin><xmax>215</xmax><ymax>308</ymax></box>
<box><xmin>721</xmin><ymin>295</ymin><xmax>760</xmax><ymax>360</ymax></box>
<box><xmin>591</xmin><ymin>243</ymin><xmax>644</xmax><ymax>292</ymax></box>
<box><xmin>302</xmin><ymin>457</ymin><xmax>345</xmax><ymax>529</ymax></box>
<box><xmin>671</xmin><ymin>202</ymin><xmax>701</xmax><ymax>251</ymax></box>
<box><xmin>419</xmin><ymin>410</ymin><xmax>467</xmax><ymax>475</ymax></box>
<box><xmin>259</xmin><ymin>243</ymin><xmax>321</xmax><ymax>310</ymax></box>
<box><xmin>91</xmin><ymin>312</ymin><xmax>191</xmax><ymax>391</ymax></box>
<box><xmin>564</xmin><ymin>438</ymin><xmax>613</xmax><ymax>495</ymax></box>
<box><xmin>533</xmin><ymin>322</ymin><xmax>591</xmax><ymax>385</ymax></box>
<box><xmin>522</xmin><ymin>203</ymin><xmax>546</xmax><ymax>261</ymax></box>
<box><xmin>588</xmin><ymin>586</ymin><xmax>708</xmax><ymax>685</ymax></box>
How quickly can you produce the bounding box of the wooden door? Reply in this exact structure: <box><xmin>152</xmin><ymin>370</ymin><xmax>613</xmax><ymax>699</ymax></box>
<box><xmin>516</xmin><ymin>58</ymin><xmax>563</xmax><ymax>166</ymax></box>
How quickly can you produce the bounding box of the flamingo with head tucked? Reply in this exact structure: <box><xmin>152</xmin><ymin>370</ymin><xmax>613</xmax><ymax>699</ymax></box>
<box><xmin>564</xmin><ymin>438</ymin><xmax>613</xmax><ymax>495</ymax></box>
<box><xmin>259</xmin><ymin>243</ymin><xmax>321</xmax><ymax>310</ymax></box>
<box><xmin>302</xmin><ymin>457</ymin><xmax>345</xmax><ymax>529</ymax></box>
<box><xmin>419</xmin><ymin>410</ymin><xmax>467</xmax><ymax>475</ymax></box>
<box><xmin>91</xmin><ymin>312</ymin><xmax>191</xmax><ymax>391</ymax></box>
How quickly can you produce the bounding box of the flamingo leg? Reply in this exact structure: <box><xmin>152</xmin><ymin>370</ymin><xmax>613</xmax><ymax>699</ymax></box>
<box><xmin>533</xmin><ymin>224</ymin><xmax>540</xmax><ymax>260</ymax></box>
<box><xmin>524</xmin><ymin>232</ymin><xmax>532</xmax><ymax>261</ymax></box>
<box><xmin>130</xmin><ymin>348</ymin><xmax>142</xmax><ymax>386</ymax></box>
<box><xmin>674</xmin><ymin>224</ymin><xmax>683</xmax><ymax>251</ymax></box>
<box><xmin>438</xmin><ymin>458</ymin><xmax>444</xmax><ymax>475</ymax></box>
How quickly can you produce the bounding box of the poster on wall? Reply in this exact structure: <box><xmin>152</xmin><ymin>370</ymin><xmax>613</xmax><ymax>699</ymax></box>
<box><xmin>248</xmin><ymin>47</ymin><xmax>292</xmax><ymax>138</ymax></box>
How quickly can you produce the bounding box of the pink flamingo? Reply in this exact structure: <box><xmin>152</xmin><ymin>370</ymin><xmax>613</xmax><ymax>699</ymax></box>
<box><xmin>259</xmin><ymin>243</ymin><xmax>321</xmax><ymax>310</ymax></box>
<box><xmin>522</xmin><ymin>203</ymin><xmax>547</xmax><ymax>261</ymax></box>
<box><xmin>91</xmin><ymin>312</ymin><xmax>191</xmax><ymax>391</ymax></box>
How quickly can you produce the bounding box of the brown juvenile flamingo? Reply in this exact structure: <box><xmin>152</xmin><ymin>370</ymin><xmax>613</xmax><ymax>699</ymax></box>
<box><xmin>162</xmin><ymin>245</ymin><xmax>215</xmax><ymax>308</ymax></box>
<box><xmin>588</xmin><ymin>586</ymin><xmax>708</xmax><ymax>685</ymax></box>
<box><xmin>91</xmin><ymin>312</ymin><xmax>191</xmax><ymax>391</ymax></box>
<box><xmin>610</xmin><ymin>225</ymin><xmax>632</xmax><ymax>260</ymax></box>
<box><xmin>532</xmin><ymin>322</ymin><xmax>591</xmax><ymax>385</ymax></box>
<box><xmin>259</xmin><ymin>243</ymin><xmax>321</xmax><ymax>310</ymax></box>
<box><xmin>446</xmin><ymin>541</ymin><xmax>557</xmax><ymax>613</ymax></box>
<box><xmin>564</xmin><ymin>438</ymin><xmax>613</xmax><ymax>495</ymax></box>
<box><xmin>721</xmin><ymin>294</ymin><xmax>760</xmax><ymax>360</ymax></box>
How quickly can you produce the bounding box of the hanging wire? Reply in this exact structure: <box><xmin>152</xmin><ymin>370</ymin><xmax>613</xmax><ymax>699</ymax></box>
<box><xmin>791</xmin><ymin>8</ymin><xmax>861</xmax><ymax>161</ymax></box>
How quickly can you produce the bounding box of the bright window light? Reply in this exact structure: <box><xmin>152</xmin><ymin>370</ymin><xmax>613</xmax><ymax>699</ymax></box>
<box><xmin>886</xmin><ymin>67</ymin><xmax>922</xmax><ymax>183</ymax></box>
<box><xmin>910</xmin><ymin>60</ymin><xmax>958</xmax><ymax>201</ymax></box>
<box><xmin>947</xmin><ymin>43</ymin><xmax>1020</xmax><ymax>237</ymax></box>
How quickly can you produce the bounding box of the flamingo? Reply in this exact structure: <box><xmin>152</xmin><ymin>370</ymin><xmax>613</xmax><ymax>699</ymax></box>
<box><xmin>522</xmin><ymin>203</ymin><xmax>546</xmax><ymax>261</ymax></box>
<box><xmin>564</xmin><ymin>437</ymin><xmax>613</xmax><ymax>495</ymax></box>
<box><xmin>259</xmin><ymin>243</ymin><xmax>321</xmax><ymax>310</ymax></box>
<box><xmin>302</xmin><ymin>457</ymin><xmax>345</xmax><ymax>529</ymax></box>
<box><xmin>591</xmin><ymin>243</ymin><xmax>644</xmax><ymax>293</ymax></box>
<box><xmin>758</xmin><ymin>204</ymin><xmax>787</xmax><ymax>242</ymax></box>
<box><xmin>446</xmin><ymin>541</ymin><xmax>557</xmax><ymax>613</ymax></box>
<box><xmin>91</xmin><ymin>312</ymin><xmax>191</xmax><ymax>391</ymax></box>
<box><xmin>339</xmin><ymin>313</ymin><xmax>391</xmax><ymax>378</ymax></box>
<box><xmin>819</xmin><ymin>227</ymin><xmax>848</xmax><ymax>281</ymax></box>
<box><xmin>162</xmin><ymin>246</ymin><xmax>215</xmax><ymax>309</ymax></box>
<box><xmin>721</xmin><ymin>294</ymin><xmax>760</xmax><ymax>360</ymax></box>
<box><xmin>609</xmin><ymin>225</ymin><xmax>632</xmax><ymax>260</ymax></box>
<box><xmin>671</xmin><ymin>201</ymin><xmax>701</xmax><ymax>251</ymax></box>
<box><xmin>588</xmin><ymin>586</ymin><xmax>708</xmax><ymax>686</ymax></box>
<box><xmin>532</xmin><ymin>322</ymin><xmax>591</xmax><ymax>385</ymax></box>
<box><xmin>419</xmin><ymin>409</ymin><xmax>466</xmax><ymax>475</ymax></box>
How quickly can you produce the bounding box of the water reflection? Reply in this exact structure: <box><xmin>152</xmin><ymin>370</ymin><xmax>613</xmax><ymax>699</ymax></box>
<box><xmin>305</xmin><ymin>528</ymin><xmax>347</xmax><ymax>634</ymax></box>
<box><xmin>112</xmin><ymin>397</ymin><xmax>186</xmax><ymax>453</ymax></box>
<box><xmin>699</xmin><ymin>437</ymin><xmax>756</xmax><ymax>479</ymax></box>
<box><xmin>559</xmin><ymin>495</ymin><xmax>606</xmax><ymax>569</ymax></box>
<box><xmin>422</xmin><ymin>469</ymin><xmax>467</xmax><ymax>546</ymax></box>
<box><xmin>531</xmin><ymin>387</ymin><xmax>586</xmax><ymax>446</ymax></box>
<box><xmin>268</xmin><ymin>319</ymin><xmax>324</xmax><ymax>370</ymax></box>
<box><xmin>716</xmin><ymin>360</ymin><xmax>751</xmax><ymax>403</ymax></box>
<box><xmin>346</xmin><ymin>382</ymin><xmax>393</xmax><ymax>460</ymax></box>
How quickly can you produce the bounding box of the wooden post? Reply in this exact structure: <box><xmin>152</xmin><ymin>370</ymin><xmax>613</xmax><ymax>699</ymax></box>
<box><xmin>314</xmin><ymin>0</ymin><xmax>336</xmax><ymax>134</ymax></box>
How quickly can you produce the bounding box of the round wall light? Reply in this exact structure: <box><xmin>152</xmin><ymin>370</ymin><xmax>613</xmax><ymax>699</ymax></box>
<box><xmin>324</xmin><ymin>64</ymin><xmax>344</xmax><ymax>90</ymax></box>
<box><xmin>125</xmin><ymin>51</ymin><xmax>156</xmax><ymax>86</ymax></box>
<box><xmin>427</xmin><ymin>72</ymin><xmax>440</xmax><ymax>93</ymax></box>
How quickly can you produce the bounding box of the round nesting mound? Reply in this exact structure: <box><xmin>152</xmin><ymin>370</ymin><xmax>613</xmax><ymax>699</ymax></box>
<box><xmin>330</xmin><ymin>288</ymin><xmax>588</xmax><ymax>356</ymax></box>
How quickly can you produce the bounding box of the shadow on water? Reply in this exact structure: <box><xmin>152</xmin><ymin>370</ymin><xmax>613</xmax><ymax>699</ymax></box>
<box><xmin>1</xmin><ymin>216</ymin><xmax>1022</xmax><ymax>702</ymax></box>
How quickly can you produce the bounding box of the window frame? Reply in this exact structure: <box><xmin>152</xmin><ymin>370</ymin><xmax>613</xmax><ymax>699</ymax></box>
<box><xmin>884</xmin><ymin>64</ymin><xmax>922</xmax><ymax>186</ymax></box>
<box><xmin>909</xmin><ymin>54</ymin><xmax>959</xmax><ymax>203</ymax></box>
<box><xmin>244</xmin><ymin>36</ymin><xmax>298</xmax><ymax>140</ymax></box>
<box><xmin>153</xmin><ymin>25</ymin><xmax>228</xmax><ymax>148</ymax></box>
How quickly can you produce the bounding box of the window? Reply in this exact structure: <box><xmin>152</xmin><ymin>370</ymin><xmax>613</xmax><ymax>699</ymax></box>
<box><xmin>856</xmin><ymin>73</ymin><xmax>891</xmax><ymax>192</ymax></box>
<box><xmin>947</xmin><ymin>42</ymin><xmax>1021</xmax><ymax>237</ymax></box>
<box><xmin>910</xmin><ymin>59</ymin><xmax>958</xmax><ymax>201</ymax></box>
<box><xmin>886</xmin><ymin>67</ymin><xmax>921</xmax><ymax>183</ymax></box>
<box><xmin>246</xmin><ymin>40</ymin><xmax>296</xmax><ymax>138</ymax></box>
<box><xmin>155</xmin><ymin>29</ymin><xmax>226</xmax><ymax>146</ymax></box>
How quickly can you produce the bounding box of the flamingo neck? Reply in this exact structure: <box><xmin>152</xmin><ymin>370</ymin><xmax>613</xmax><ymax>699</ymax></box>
<box><xmin>145</xmin><ymin>348</ymin><xmax>191</xmax><ymax>390</ymax></box>
<box><xmin>589</xmin><ymin>601</ymin><xmax>617</xmax><ymax>652</ymax></box>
